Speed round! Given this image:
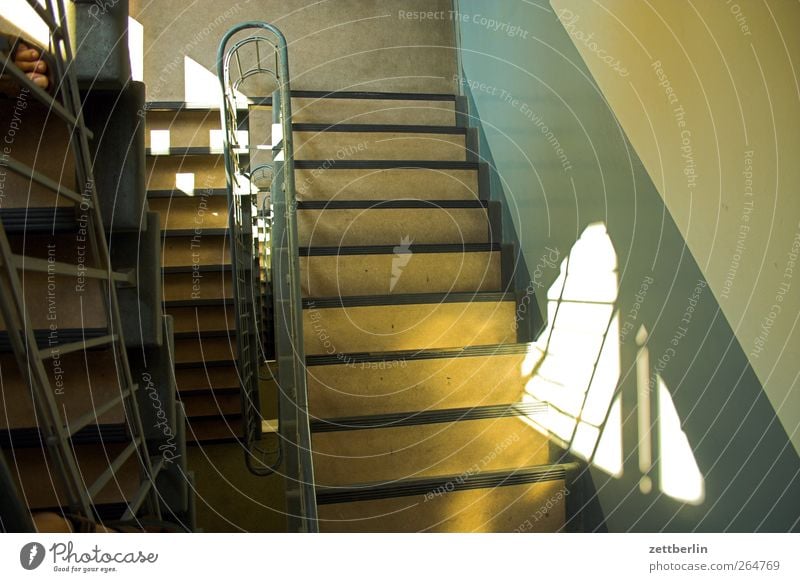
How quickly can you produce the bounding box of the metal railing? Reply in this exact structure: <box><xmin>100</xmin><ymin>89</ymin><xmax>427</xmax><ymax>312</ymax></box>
<box><xmin>0</xmin><ymin>0</ymin><xmax>162</xmax><ymax>522</ymax></box>
<box><xmin>217</xmin><ymin>22</ymin><xmax>318</xmax><ymax>532</ymax></box>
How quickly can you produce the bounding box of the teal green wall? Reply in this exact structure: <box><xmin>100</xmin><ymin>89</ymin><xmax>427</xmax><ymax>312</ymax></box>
<box><xmin>455</xmin><ymin>0</ymin><xmax>799</xmax><ymax>532</ymax></box>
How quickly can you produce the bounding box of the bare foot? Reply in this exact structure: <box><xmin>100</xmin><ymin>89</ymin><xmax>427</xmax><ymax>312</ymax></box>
<box><xmin>14</xmin><ymin>42</ymin><xmax>49</xmax><ymax>90</ymax></box>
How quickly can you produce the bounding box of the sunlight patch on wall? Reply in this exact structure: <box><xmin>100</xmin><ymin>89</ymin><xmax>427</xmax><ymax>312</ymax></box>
<box><xmin>522</xmin><ymin>223</ymin><xmax>622</xmax><ymax>477</ymax></box>
<box><xmin>658</xmin><ymin>375</ymin><xmax>705</xmax><ymax>504</ymax></box>
<box><xmin>128</xmin><ymin>17</ymin><xmax>143</xmax><ymax>82</ymax></box>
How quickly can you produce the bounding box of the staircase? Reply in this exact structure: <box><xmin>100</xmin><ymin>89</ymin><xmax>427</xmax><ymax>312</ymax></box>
<box><xmin>285</xmin><ymin>92</ymin><xmax>576</xmax><ymax>532</ymax></box>
<box><xmin>144</xmin><ymin>103</ymin><xmax>244</xmax><ymax>444</ymax></box>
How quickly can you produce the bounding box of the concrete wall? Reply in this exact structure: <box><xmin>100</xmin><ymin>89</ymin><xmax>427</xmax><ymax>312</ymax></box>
<box><xmin>130</xmin><ymin>0</ymin><xmax>458</xmax><ymax>99</ymax></box>
<box><xmin>456</xmin><ymin>0</ymin><xmax>799</xmax><ymax>531</ymax></box>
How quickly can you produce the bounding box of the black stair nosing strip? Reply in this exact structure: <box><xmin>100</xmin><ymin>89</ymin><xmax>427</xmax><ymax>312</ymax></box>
<box><xmin>293</xmin><ymin>123</ymin><xmax>465</xmax><ymax>135</ymax></box>
<box><xmin>174</xmin><ymin>360</ymin><xmax>238</xmax><ymax>371</ymax></box>
<box><xmin>147</xmin><ymin>188</ymin><xmax>228</xmax><ymax>199</ymax></box>
<box><xmin>294</xmin><ymin>160</ymin><xmax>479</xmax><ymax>170</ymax></box>
<box><xmin>300</xmin><ymin>242</ymin><xmax>499</xmax><ymax>257</ymax></box>
<box><xmin>164</xmin><ymin>298</ymin><xmax>233</xmax><ymax>308</ymax></box>
<box><xmin>306</xmin><ymin>342</ymin><xmax>535</xmax><ymax>366</ymax></box>
<box><xmin>1</xmin><ymin>207</ymin><xmax>78</xmax><ymax>231</ymax></box>
<box><xmin>161</xmin><ymin>228</ymin><xmax>229</xmax><ymax>238</ymax></box>
<box><xmin>315</xmin><ymin>464</ymin><xmax>568</xmax><ymax>505</ymax></box>
<box><xmin>186</xmin><ymin>436</ymin><xmax>243</xmax><ymax>446</ymax></box>
<box><xmin>163</xmin><ymin>264</ymin><xmax>232</xmax><ymax>274</ymax></box>
<box><xmin>296</xmin><ymin>199</ymin><xmax>488</xmax><ymax>210</ymax></box>
<box><xmin>303</xmin><ymin>291</ymin><xmax>514</xmax><ymax>309</ymax></box>
<box><xmin>291</xmin><ymin>90</ymin><xmax>456</xmax><ymax>102</ymax></box>
<box><xmin>145</xmin><ymin>101</ymin><xmax>254</xmax><ymax>112</ymax></box>
<box><xmin>311</xmin><ymin>402</ymin><xmax>547</xmax><ymax>433</ymax></box>
<box><xmin>183</xmin><ymin>410</ymin><xmax>242</xmax><ymax>421</ymax></box>
<box><xmin>0</xmin><ymin>424</ymin><xmax>129</xmax><ymax>449</ymax></box>
<box><xmin>172</xmin><ymin>330</ymin><xmax>234</xmax><ymax>340</ymax></box>
<box><xmin>0</xmin><ymin>328</ymin><xmax>109</xmax><ymax>351</ymax></box>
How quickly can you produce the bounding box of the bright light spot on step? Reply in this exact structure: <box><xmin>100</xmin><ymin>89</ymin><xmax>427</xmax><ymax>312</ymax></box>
<box><xmin>128</xmin><ymin>17</ymin><xmax>144</xmax><ymax>82</ymax></box>
<box><xmin>150</xmin><ymin>130</ymin><xmax>170</xmax><ymax>154</ymax></box>
<box><xmin>175</xmin><ymin>173</ymin><xmax>195</xmax><ymax>196</ymax></box>
<box><xmin>209</xmin><ymin>129</ymin><xmax>249</xmax><ymax>151</ymax></box>
<box><xmin>658</xmin><ymin>375</ymin><xmax>705</xmax><ymax>504</ymax></box>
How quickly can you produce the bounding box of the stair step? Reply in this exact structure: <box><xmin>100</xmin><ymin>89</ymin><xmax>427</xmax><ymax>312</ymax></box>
<box><xmin>163</xmin><ymin>271</ymin><xmax>233</xmax><ymax>302</ymax></box>
<box><xmin>306</xmin><ymin>343</ymin><xmax>538</xmax><ymax>418</ymax></box>
<box><xmin>296</xmin><ymin>166</ymin><xmax>482</xmax><ymax>202</ymax></box>
<box><xmin>149</xmin><ymin>196</ymin><xmax>229</xmax><ymax>231</ymax></box>
<box><xmin>316</xmin><ymin>464</ymin><xmax>571</xmax><ymax>533</ymax></box>
<box><xmin>186</xmin><ymin>416</ymin><xmax>242</xmax><ymax>444</ymax></box>
<box><xmin>3</xmin><ymin>442</ymin><xmax>141</xmax><ymax>509</ymax></box>
<box><xmin>161</xmin><ymin>235</ymin><xmax>230</xmax><ymax>268</ymax></box>
<box><xmin>167</xmin><ymin>305</ymin><xmax>235</xmax><ymax>335</ymax></box>
<box><xmin>300</xmin><ymin>244</ymin><xmax>500</xmax><ymax>297</ymax></box>
<box><xmin>291</xmin><ymin>96</ymin><xmax>456</xmax><ymax>126</ymax></box>
<box><xmin>303</xmin><ymin>293</ymin><xmax>519</xmax><ymax>355</ymax></box>
<box><xmin>311</xmin><ymin>408</ymin><xmax>549</xmax><ymax>488</ymax></box>
<box><xmin>0</xmin><ymin>350</ymin><xmax>126</xmax><ymax>431</ymax></box>
<box><xmin>145</xmin><ymin>109</ymin><xmax>223</xmax><ymax>150</ymax></box>
<box><xmin>175</xmin><ymin>366</ymin><xmax>240</xmax><ymax>393</ymax></box>
<box><xmin>0</xmin><ymin>100</ymin><xmax>76</xmax><ymax>210</ymax></box>
<box><xmin>293</xmin><ymin>125</ymin><xmax>469</xmax><ymax>162</ymax></box>
<box><xmin>145</xmin><ymin>154</ymin><xmax>226</xmax><ymax>191</ymax></box>
<box><xmin>180</xmin><ymin>392</ymin><xmax>240</xmax><ymax>418</ymax></box>
<box><xmin>298</xmin><ymin>206</ymin><xmax>495</xmax><ymax>247</ymax></box>
<box><xmin>174</xmin><ymin>336</ymin><xmax>236</xmax><ymax>365</ymax></box>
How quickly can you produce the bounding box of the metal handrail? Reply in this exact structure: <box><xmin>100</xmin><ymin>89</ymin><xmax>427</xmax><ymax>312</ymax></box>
<box><xmin>0</xmin><ymin>0</ymin><xmax>161</xmax><ymax>522</ymax></box>
<box><xmin>217</xmin><ymin>22</ymin><xmax>318</xmax><ymax>532</ymax></box>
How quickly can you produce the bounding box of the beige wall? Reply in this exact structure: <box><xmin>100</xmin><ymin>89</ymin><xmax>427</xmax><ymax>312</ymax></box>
<box><xmin>552</xmin><ymin>0</ymin><xmax>800</xmax><ymax>453</ymax></box>
<box><xmin>130</xmin><ymin>0</ymin><xmax>457</xmax><ymax>99</ymax></box>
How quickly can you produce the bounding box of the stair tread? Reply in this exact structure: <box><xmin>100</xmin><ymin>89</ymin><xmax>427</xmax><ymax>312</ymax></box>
<box><xmin>316</xmin><ymin>463</ymin><xmax>574</xmax><ymax>505</ymax></box>
<box><xmin>293</xmin><ymin>123</ymin><xmax>465</xmax><ymax>134</ymax></box>
<box><xmin>311</xmin><ymin>401</ymin><xmax>546</xmax><ymax>433</ymax></box>
<box><xmin>303</xmin><ymin>291</ymin><xmax>514</xmax><ymax>309</ymax></box>
<box><xmin>300</xmin><ymin>242</ymin><xmax>498</xmax><ymax>256</ymax></box>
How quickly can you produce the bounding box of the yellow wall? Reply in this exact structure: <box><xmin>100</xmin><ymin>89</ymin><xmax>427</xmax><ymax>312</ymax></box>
<box><xmin>551</xmin><ymin>0</ymin><xmax>800</xmax><ymax>452</ymax></box>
